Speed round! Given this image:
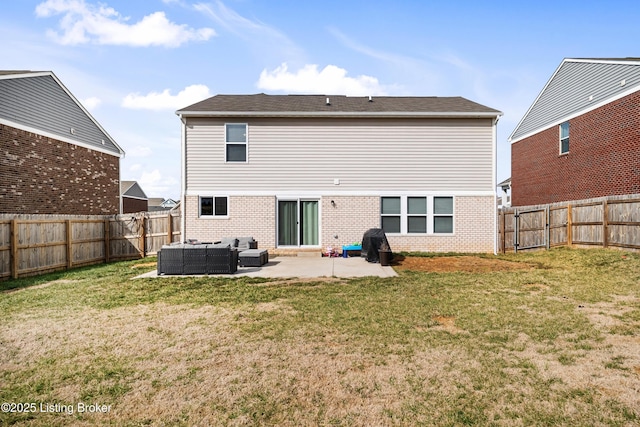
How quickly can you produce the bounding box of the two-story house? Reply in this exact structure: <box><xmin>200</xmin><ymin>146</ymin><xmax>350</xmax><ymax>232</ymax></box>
<box><xmin>176</xmin><ymin>94</ymin><xmax>501</xmax><ymax>253</ymax></box>
<box><xmin>509</xmin><ymin>58</ymin><xmax>640</xmax><ymax>206</ymax></box>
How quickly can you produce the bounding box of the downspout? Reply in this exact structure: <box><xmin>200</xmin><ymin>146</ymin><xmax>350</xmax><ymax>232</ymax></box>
<box><xmin>179</xmin><ymin>115</ymin><xmax>187</xmax><ymax>243</ymax></box>
<box><xmin>492</xmin><ymin>115</ymin><xmax>500</xmax><ymax>255</ymax></box>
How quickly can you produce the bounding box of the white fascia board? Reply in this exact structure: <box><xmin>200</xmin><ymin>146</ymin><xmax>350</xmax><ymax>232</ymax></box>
<box><xmin>0</xmin><ymin>71</ymin><xmax>52</xmax><ymax>80</ymax></box>
<box><xmin>569</xmin><ymin>58</ymin><xmax>640</xmax><ymax>66</ymax></box>
<box><xmin>186</xmin><ymin>190</ymin><xmax>496</xmax><ymax>197</ymax></box>
<box><xmin>510</xmin><ymin>82</ymin><xmax>640</xmax><ymax>144</ymax></box>
<box><xmin>177</xmin><ymin>111</ymin><xmax>502</xmax><ymax>119</ymax></box>
<box><xmin>0</xmin><ymin>117</ymin><xmax>124</xmax><ymax>158</ymax></box>
<box><xmin>122</xmin><ymin>195</ymin><xmax>148</xmax><ymax>201</ymax></box>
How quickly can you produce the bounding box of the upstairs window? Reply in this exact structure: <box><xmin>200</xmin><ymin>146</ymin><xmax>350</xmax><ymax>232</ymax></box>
<box><xmin>559</xmin><ymin>122</ymin><xmax>570</xmax><ymax>154</ymax></box>
<box><xmin>226</xmin><ymin>123</ymin><xmax>247</xmax><ymax>162</ymax></box>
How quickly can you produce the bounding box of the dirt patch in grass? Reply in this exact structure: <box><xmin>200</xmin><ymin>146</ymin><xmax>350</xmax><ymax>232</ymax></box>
<box><xmin>131</xmin><ymin>262</ymin><xmax>157</xmax><ymax>269</ymax></box>
<box><xmin>431</xmin><ymin>315</ymin><xmax>467</xmax><ymax>334</ymax></box>
<box><xmin>392</xmin><ymin>255</ymin><xmax>533</xmax><ymax>273</ymax></box>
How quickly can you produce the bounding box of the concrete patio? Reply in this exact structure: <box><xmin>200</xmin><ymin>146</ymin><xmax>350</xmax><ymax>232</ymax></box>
<box><xmin>137</xmin><ymin>255</ymin><xmax>397</xmax><ymax>279</ymax></box>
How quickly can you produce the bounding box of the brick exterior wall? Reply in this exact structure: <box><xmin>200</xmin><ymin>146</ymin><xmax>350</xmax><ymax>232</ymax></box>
<box><xmin>185</xmin><ymin>195</ymin><xmax>495</xmax><ymax>253</ymax></box>
<box><xmin>122</xmin><ymin>197</ymin><xmax>149</xmax><ymax>214</ymax></box>
<box><xmin>512</xmin><ymin>90</ymin><xmax>640</xmax><ymax>206</ymax></box>
<box><xmin>1</xmin><ymin>124</ymin><xmax>120</xmax><ymax>215</ymax></box>
<box><xmin>185</xmin><ymin>195</ymin><xmax>277</xmax><ymax>248</ymax></box>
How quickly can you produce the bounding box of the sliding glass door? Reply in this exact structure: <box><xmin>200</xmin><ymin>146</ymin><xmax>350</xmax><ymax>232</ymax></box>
<box><xmin>278</xmin><ymin>199</ymin><xmax>319</xmax><ymax>246</ymax></box>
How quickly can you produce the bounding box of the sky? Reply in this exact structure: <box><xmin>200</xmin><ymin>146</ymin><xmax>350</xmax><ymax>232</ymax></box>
<box><xmin>2</xmin><ymin>0</ymin><xmax>640</xmax><ymax>200</ymax></box>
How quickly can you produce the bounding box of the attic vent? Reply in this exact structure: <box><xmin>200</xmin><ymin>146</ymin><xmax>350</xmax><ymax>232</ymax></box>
<box><xmin>326</xmin><ymin>97</ymin><xmax>330</xmax><ymax>105</ymax></box>
<box><xmin>620</xmin><ymin>79</ymin><xmax>626</xmax><ymax>86</ymax></box>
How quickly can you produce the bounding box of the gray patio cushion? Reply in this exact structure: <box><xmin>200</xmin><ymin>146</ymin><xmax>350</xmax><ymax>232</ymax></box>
<box><xmin>210</xmin><ymin>243</ymin><xmax>231</xmax><ymax>249</ymax></box>
<box><xmin>236</xmin><ymin>236</ymin><xmax>256</xmax><ymax>250</ymax></box>
<box><xmin>220</xmin><ymin>237</ymin><xmax>238</xmax><ymax>247</ymax></box>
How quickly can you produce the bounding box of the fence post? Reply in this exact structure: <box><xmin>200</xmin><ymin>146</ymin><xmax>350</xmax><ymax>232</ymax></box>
<box><xmin>603</xmin><ymin>199</ymin><xmax>609</xmax><ymax>248</ymax></box>
<box><xmin>66</xmin><ymin>220</ymin><xmax>73</xmax><ymax>269</ymax></box>
<box><xmin>167</xmin><ymin>213</ymin><xmax>173</xmax><ymax>245</ymax></box>
<box><xmin>138</xmin><ymin>215</ymin><xmax>146</xmax><ymax>257</ymax></box>
<box><xmin>567</xmin><ymin>204</ymin><xmax>572</xmax><ymax>246</ymax></box>
<box><xmin>10</xmin><ymin>219</ymin><xmax>18</xmax><ymax>279</ymax></box>
<box><xmin>546</xmin><ymin>206</ymin><xmax>550</xmax><ymax>250</ymax></box>
<box><xmin>104</xmin><ymin>218</ymin><xmax>110</xmax><ymax>263</ymax></box>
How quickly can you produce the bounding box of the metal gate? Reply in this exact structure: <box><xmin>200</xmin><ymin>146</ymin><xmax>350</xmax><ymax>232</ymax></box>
<box><xmin>514</xmin><ymin>207</ymin><xmax>549</xmax><ymax>252</ymax></box>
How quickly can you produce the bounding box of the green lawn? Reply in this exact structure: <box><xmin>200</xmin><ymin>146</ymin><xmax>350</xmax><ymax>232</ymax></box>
<box><xmin>1</xmin><ymin>247</ymin><xmax>639</xmax><ymax>426</ymax></box>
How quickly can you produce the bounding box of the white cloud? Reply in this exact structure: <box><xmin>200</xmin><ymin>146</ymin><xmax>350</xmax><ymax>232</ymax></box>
<box><xmin>122</xmin><ymin>84</ymin><xmax>211</xmax><ymax>111</ymax></box>
<box><xmin>81</xmin><ymin>96</ymin><xmax>101</xmax><ymax>110</ymax></box>
<box><xmin>137</xmin><ymin>169</ymin><xmax>179</xmax><ymax>198</ymax></box>
<box><xmin>126</xmin><ymin>146</ymin><xmax>153</xmax><ymax>158</ymax></box>
<box><xmin>258</xmin><ymin>63</ymin><xmax>388</xmax><ymax>96</ymax></box>
<box><xmin>35</xmin><ymin>0</ymin><xmax>215</xmax><ymax>47</ymax></box>
<box><xmin>194</xmin><ymin>1</ymin><xmax>304</xmax><ymax>61</ymax></box>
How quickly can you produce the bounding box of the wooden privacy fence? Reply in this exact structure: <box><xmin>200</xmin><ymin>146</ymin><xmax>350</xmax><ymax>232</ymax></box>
<box><xmin>0</xmin><ymin>210</ymin><xmax>181</xmax><ymax>280</ymax></box>
<box><xmin>498</xmin><ymin>194</ymin><xmax>640</xmax><ymax>253</ymax></box>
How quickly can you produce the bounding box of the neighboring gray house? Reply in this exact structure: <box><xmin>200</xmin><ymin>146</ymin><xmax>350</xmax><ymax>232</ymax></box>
<box><xmin>121</xmin><ymin>181</ymin><xmax>148</xmax><ymax>213</ymax></box>
<box><xmin>0</xmin><ymin>70</ymin><xmax>124</xmax><ymax>215</ymax></box>
<box><xmin>176</xmin><ymin>94</ymin><xmax>502</xmax><ymax>253</ymax></box>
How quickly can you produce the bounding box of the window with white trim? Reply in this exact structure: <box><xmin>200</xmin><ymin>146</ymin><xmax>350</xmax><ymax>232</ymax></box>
<box><xmin>200</xmin><ymin>196</ymin><xmax>228</xmax><ymax>217</ymax></box>
<box><xmin>407</xmin><ymin>197</ymin><xmax>427</xmax><ymax>233</ymax></box>
<box><xmin>381</xmin><ymin>197</ymin><xmax>401</xmax><ymax>233</ymax></box>
<box><xmin>380</xmin><ymin>196</ymin><xmax>454</xmax><ymax>234</ymax></box>
<box><xmin>559</xmin><ymin>121</ymin><xmax>569</xmax><ymax>154</ymax></box>
<box><xmin>226</xmin><ymin>123</ymin><xmax>247</xmax><ymax>162</ymax></box>
<box><xmin>433</xmin><ymin>197</ymin><xmax>453</xmax><ymax>233</ymax></box>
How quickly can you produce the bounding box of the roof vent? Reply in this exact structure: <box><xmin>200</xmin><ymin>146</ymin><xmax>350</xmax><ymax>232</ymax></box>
<box><xmin>326</xmin><ymin>97</ymin><xmax>330</xmax><ymax>105</ymax></box>
<box><xmin>368</xmin><ymin>95</ymin><xmax>373</xmax><ymax>102</ymax></box>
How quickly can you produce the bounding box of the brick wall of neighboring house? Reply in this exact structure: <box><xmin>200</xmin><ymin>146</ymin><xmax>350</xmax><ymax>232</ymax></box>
<box><xmin>0</xmin><ymin>124</ymin><xmax>120</xmax><ymax>215</ymax></box>
<box><xmin>185</xmin><ymin>194</ymin><xmax>495</xmax><ymax>253</ymax></box>
<box><xmin>512</xmin><ymin>90</ymin><xmax>640</xmax><ymax>206</ymax></box>
<box><xmin>122</xmin><ymin>197</ymin><xmax>148</xmax><ymax>214</ymax></box>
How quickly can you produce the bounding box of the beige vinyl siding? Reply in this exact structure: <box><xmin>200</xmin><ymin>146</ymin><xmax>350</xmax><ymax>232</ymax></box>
<box><xmin>185</xmin><ymin>117</ymin><xmax>494</xmax><ymax>194</ymax></box>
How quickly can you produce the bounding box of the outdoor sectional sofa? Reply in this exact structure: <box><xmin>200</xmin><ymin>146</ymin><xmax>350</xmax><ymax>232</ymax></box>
<box><xmin>157</xmin><ymin>243</ymin><xmax>239</xmax><ymax>275</ymax></box>
<box><xmin>157</xmin><ymin>236</ymin><xmax>268</xmax><ymax>275</ymax></box>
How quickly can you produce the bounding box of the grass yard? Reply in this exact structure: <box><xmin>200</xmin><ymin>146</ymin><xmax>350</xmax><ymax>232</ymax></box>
<box><xmin>1</xmin><ymin>247</ymin><xmax>639</xmax><ymax>426</ymax></box>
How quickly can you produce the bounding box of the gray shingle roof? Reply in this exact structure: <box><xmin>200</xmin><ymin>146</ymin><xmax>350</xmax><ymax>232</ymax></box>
<box><xmin>177</xmin><ymin>94</ymin><xmax>501</xmax><ymax>117</ymax></box>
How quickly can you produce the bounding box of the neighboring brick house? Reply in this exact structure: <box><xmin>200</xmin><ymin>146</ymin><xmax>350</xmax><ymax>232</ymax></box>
<box><xmin>177</xmin><ymin>94</ymin><xmax>502</xmax><ymax>253</ymax></box>
<box><xmin>0</xmin><ymin>70</ymin><xmax>124</xmax><ymax>215</ymax></box>
<box><xmin>509</xmin><ymin>58</ymin><xmax>640</xmax><ymax>206</ymax></box>
<box><xmin>121</xmin><ymin>181</ymin><xmax>149</xmax><ymax>213</ymax></box>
